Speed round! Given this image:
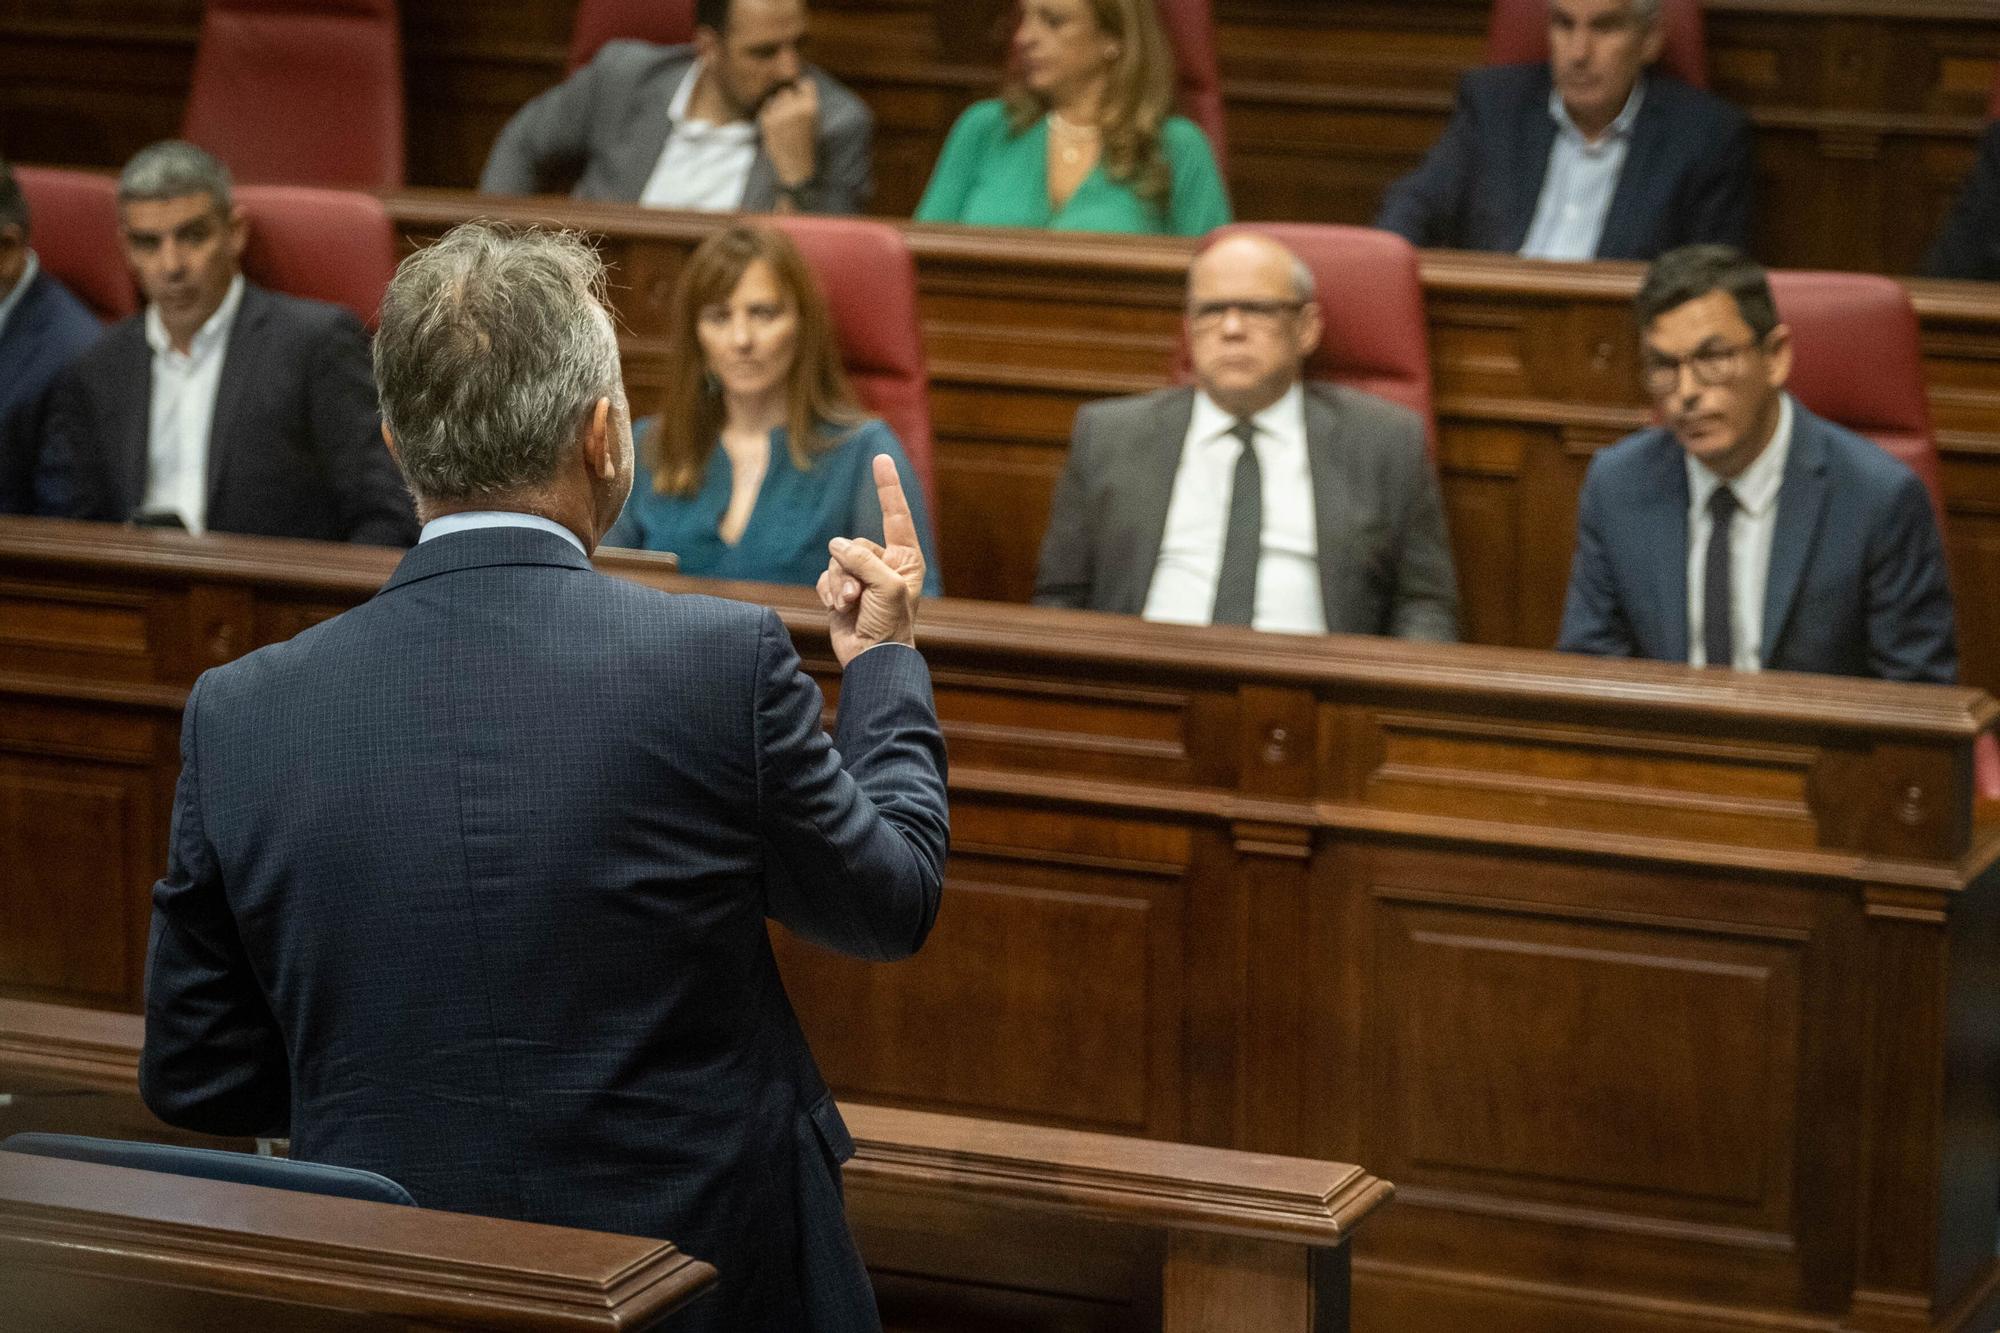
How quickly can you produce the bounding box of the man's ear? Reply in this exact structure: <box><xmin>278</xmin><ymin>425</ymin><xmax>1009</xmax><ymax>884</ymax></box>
<box><xmin>579</xmin><ymin>397</ymin><xmax>615</xmax><ymax>480</ymax></box>
<box><xmin>225</xmin><ymin>204</ymin><xmax>249</xmax><ymax>264</ymax></box>
<box><xmin>1295</xmin><ymin>301</ymin><xmax>1324</xmax><ymax>364</ymax></box>
<box><xmin>380</xmin><ymin>422</ymin><xmax>401</xmax><ymax>465</ymax></box>
<box><xmin>1639</xmin><ymin>17</ymin><xmax>1667</xmax><ymax>65</ymax></box>
<box><xmin>1763</xmin><ymin>324</ymin><xmax>1794</xmax><ymax>392</ymax></box>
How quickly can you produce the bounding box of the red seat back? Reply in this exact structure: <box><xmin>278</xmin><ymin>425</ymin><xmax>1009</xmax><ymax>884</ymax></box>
<box><xmin>1987</xmin><ymin>62</ymin><xmax>2000</xmax><ymax>120</ymax></box>
<box><xmin>235</xmin><ymin>185</ymin><xmax>398</xmax><ymax>331</ymax></box>
<box><xmin>767</xmin><ymin>217</ymin><xmax>936</xmax><ymax>513</ymax></box>
<box><xmin>567</xmin><ymin>0</ymin><xmax>697</xmax><ymax>72</ymax></box>
<box><xmin>1156</xmin><ymin>0</ymin><xmax>1228</xmax><ymax>174</ymax></box>
<box><xmin>1174</xmin><ymin>223</ymin><xmax>1435</xmax><ymax>453</ymax></box>
<box><xmin>1485</xmin><ymin>0</ymin><xmax>1708</xmax><ymax>90</ymax></box>
<box><xmin>14</xmin><ymin>167</ymin><xmax>136</xmax><ymax>324</ymax></box>
<box><xmin>182</xmin><ymin>0</ymin><xmax>405</xmax><ymax>189</ymax></box>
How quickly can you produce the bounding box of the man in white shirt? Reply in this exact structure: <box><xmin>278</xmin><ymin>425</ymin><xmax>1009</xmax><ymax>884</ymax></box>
<box><xmin>1559</xmin><ymin>244</ymin><xmax>1955</xmax><ymax>681</ymax></box>
<box><xmin>479</xmin><ymin>0</ymin><xmax>872</xmax><ymax>215</ymax></box>
<box><xmin>1033</xmin><ymin>232</ymin><xmax>1460</xmax><ymax>641</ymax></box>
<box><xmin>41</xmin><ymin>141</ymin><xmax>415</xmax><ymax>544</ymax></box>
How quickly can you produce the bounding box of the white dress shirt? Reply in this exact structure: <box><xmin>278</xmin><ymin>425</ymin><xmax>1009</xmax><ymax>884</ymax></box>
<box><xmin>0</xmin><ymin>250</ymin><xmax>40</xmax><ymax>341</ymax></box>
<box><xmin>639</xmin><ymin>61</ymin><xmax>759</xmax><ymax>211</ymax></box>
<box><xmin>420</xmin><ymin>509</ymin><xmax>587</xmax><ymax>555</ymax></box>
<box><xmin>1518</xmin><ymin>80</ymin><xmax>1645</xmax><ymax>261</ymax></box>
<box><xmin>1685</xmin><ymin>393</ymin><xmax>1794</xmax><ymax>670</ymax></box>
<box><xmin>1144</xmin><ymin>383</ymin><xmax>1326</xmax><ymax>635</ymax></box>
<box><xmin>140</xmin><ymin>274</ymin><xmax>245</xmax><ymax>533</ymax></box>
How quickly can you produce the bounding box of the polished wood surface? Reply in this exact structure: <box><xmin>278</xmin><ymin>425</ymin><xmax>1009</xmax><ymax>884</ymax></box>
<box><xmin>4</xmin><ymin>0</ymin><xmax>1996</xmax><ymax>274</ymax></box>
<box><xmin>2</xmin><ymin>519</ymin><xmax>1998</xmax><ymax>1331</ymax></box>
<box><xmin>0</xmin><ymin>1145</ymin><xmax>714</xmax><ymax>1332</ymax></box>
<box><xmin>0</xmin><ymin>1003</ymin><xmax>1389</xmax><ymax>1333</ymax></box>
<box><xmin>379</xmin><ymin>192</ymin><xmax>2000</xmax><ymax>706</ymax></box>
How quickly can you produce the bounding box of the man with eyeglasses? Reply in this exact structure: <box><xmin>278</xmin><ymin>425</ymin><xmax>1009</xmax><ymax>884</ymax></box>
<box><xmin>1033</xmin><ymin>231</ymin><xmax>1460</xmax><ymax>640</ymax></box>
<box><xmin>1559</xmin><ymin>244</ymin><xmax>1955</xmax><ymax>681</ymax></box>
<box><xmin>480</xmin><ymin>0</ymin><xmax>871</xmax><ymax>216</ymax></box>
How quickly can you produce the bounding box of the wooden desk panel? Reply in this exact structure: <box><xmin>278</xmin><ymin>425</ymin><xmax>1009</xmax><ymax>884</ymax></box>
<box><xmin>1</xmin><ymin>522</ymin><xmax>1997</xmax><ymax>1330</ymax></box>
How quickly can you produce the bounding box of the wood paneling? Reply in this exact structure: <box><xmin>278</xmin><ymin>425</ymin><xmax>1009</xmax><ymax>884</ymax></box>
<box><xmin>1</xmin><ymin>522</ymin><xmax>1998</xmax><ymax>1330</ymax></box>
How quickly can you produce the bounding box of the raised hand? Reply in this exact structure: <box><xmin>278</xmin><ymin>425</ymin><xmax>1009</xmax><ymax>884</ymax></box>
<box><xmin>817</xmin><ymin>454</ymin><xmax>926</xmax><ymax>666</ymax></box>
<box><xmin>758</xmin><ymin>79</ymin><xmax>821</xmax><ymax>204</ymax></box>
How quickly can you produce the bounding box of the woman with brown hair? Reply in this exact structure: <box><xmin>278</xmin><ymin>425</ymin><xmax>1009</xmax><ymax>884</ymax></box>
<box><xmin>603</xmin><ymin>224</ymin><xmax>942</xmax><ymax>593</ymax></box>
<box><xmin>913</xmin><ymin>0</ymin><xmax>1229</xmax><ymax>236</ymax></box>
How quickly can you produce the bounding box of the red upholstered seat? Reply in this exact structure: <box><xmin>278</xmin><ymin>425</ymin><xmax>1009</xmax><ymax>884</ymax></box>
<box><xmin>767</xmin><ymin>217</ymin><xmax>937</xmax><ymax>514</ymax></box>
<box><xmin>14</xmin><ymin>167</ymin><xmax>135</xmax><ymax>324</ymax></box>
<box><xmin>567</xmin><ymin>0</ymin><xmax>697</xmax><ymax>72</ymax></box>
<box><xmin>1767</xmin><ymin>269</ymin><xmax>1998</xmax><ymax>795</ymax></box>
<box><xmin>181</xmin><ymin>0</ymin><xmax>405</xmax><ymax>189</ymax></box>
<box><xmin>1485</xmin><ymin>0</ymin><xmax>1709</xmax><ymax>90</ymax></box>
<box><xmin>1174</xmin><ymin>223</ymin><xmax>1436</xmax><ymax>453</ymax></box>
<box><xmin>235</xmin><ymin>185</ymin><xmax>398</xmax><ymax>331</ymax></box>
<box><xmin>1987</xmin><ymin>62</ymin><xmax>2000</xmax><ymax>119</ymax></box>
<box><xmin>1156</xmin><ymin>0</ymin><xmax>1228</xmax><ymax>174</ymax></box>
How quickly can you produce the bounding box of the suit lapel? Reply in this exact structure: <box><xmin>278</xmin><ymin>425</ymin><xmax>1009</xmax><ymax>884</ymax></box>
<box><xmin>1761</xmin><ymin>409</ymin><xmax>1830</xmax><ymax>666</ymax></box>
<box><xmin>1129</xmin><ymin>389</ymin><xmax>1197</xmax><ymax>613</ymax></box>
<box><xmin>1303</xmin><ymin>389</ymin><xmax>1348</xmax><ymax>628</ymax></box>
<box><xmin>1503</xmin><ymin>70</ymin><xmax>1562</xmax><ymax>251</ymax></box>
<box><xmin>205</xmin><ymin>284</ymin><xmax>268</xmax><ymax>513</ymax></box>
<box><xmin>1596</xmin><ymin>74</ymin><xmax>1661</xmax><ymax>260</ymax></box>
<box><xmin>1636</xmin><ymin>434</ymin><xmax>1692</xmax><ymax>661</ymax></box>
<box><xmin>108</xmin><ymin>323</ymin><xmax>153</xmax><ymax>518</ymax></box>
<box><xmin>615</xmin><ymin>59</ymin><xmax>688</xmax><ymax>198</ymax></box>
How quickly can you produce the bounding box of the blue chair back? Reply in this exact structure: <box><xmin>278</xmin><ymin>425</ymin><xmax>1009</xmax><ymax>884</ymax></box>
<box><xmin>0</xmin><ymin>1133</ymin><xmax>415</xmax><ymax>1206</ymax></box>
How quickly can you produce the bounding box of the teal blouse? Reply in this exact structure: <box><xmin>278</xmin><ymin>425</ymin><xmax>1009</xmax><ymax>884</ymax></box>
<box><xmin>914</xmin><ymin>99</ymin><xmax>1231</xmax><ymax>237</ymax></box>
<box><xmin>603</xmin><ymin>417</ymin><xmax>943</xmax><ymax>596</ymax></box>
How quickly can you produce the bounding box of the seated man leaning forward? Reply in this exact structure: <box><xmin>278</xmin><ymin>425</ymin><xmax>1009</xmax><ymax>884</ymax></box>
<box><xmin>1559</xmin><ymin>244</ymin><xmax>1956</xmax><ymax>681</ymax></box>
<box><xmin>1375</xmin><ymin>0</ymin><xmax>1751</xmax><ymax>261</ymax></box>
<box><xmin>40</xmin><ymin>140</ymin><xmax>416</xmax><ymax>544</ymax></box>
<box><xmin>1033</xmin><ymin>231</ymin><xmax>1460</xmax><ymax>640</ymax></box>
<box><xmin>139</xmin><ymin>222</ymin><xmax>949</xmax><ymax>1333</ymax></box>
<box><xmin>479</xmin><ymin>0</ymin><xmax>871</xmax><ymax>215</ymax></box>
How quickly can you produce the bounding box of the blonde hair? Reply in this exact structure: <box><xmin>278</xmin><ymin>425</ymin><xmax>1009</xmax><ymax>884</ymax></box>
<box><xmin>1002</xmin><ymin>0</ymin><xmax>1177</xmax><ymax>210</ymax></box>
<box><xmin>651</xmin><ymin>225</ymin><xmax>862</xmax><ymax>496</ymax></box>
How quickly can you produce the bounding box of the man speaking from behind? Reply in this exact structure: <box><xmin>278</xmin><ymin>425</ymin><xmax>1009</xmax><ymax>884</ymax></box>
<box><xmin>139</xmin><ymin>222</ymin><xmax>948</xmax><ymax>1332</ymax></box>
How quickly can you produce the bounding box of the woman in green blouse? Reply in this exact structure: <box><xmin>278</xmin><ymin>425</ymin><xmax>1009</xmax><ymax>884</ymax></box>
<box><xmin>914</xmin><ymin>0</ymin><xmax>1231</xmax><ymax>238</ymax></box>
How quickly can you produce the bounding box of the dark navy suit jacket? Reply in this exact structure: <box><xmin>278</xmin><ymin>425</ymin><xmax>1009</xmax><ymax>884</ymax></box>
<box><xmin>1375</xmin><ymin>65</ymin><xmax>1753</xmax><ymax>260</ymax></box>
<box><xmin>1557</xmin><ymin>403</ymin><xmax>1957</xmax><ymax>682</ymax></box>
<box><xmin>1926</xmin><ymin>120</ymin><xmax>2000</xmax><ymax>281</ymax></box>
<box><xmin>40</xmin><ymin>281</ymin><xmax>416</xmax><ymax>544</ymax></box>
<box><xmin>139</xmin><ymin>526</ymin><xmax>950</xmax><ymax>1332</ymax></box>
<box><xmin>0</xmin><ymin>266</ymin><xmax>101</xmax><ymax>514</ymax></box>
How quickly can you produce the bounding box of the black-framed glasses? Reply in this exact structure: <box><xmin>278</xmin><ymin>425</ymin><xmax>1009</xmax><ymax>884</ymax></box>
<box><xmin>1187</xmin><ymin>299</ymin><xmax>1307</xmax><ymax>330</ymax></box>
<box><xmin>1640</xmin><ymin>338</ymin><xmax>1764</xmax><ymax>398</ymax></box>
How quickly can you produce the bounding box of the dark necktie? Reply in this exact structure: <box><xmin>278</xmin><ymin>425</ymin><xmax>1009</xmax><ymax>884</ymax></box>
<box><xmin>1703</xmin><ymin>485</ymin><xmax>1738</xmax><ymax>669</ymax></box>
<box><xmin>1211</xmin><ymin>418</ymin><xmax>1261</xmax><ymax>626</ymax></box>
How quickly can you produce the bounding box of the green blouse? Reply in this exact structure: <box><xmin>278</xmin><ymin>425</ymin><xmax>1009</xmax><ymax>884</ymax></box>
<box><xmin>914</xmin><ymin>99</ymin><xmax>1231</xmax><ymax>237</ymax></box>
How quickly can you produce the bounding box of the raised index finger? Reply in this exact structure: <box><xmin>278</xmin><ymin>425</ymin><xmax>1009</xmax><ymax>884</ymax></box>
<box><xmin>873</xmin><ymin>453</ymin><xmax>919</xmax><ymax>551</ymax></box>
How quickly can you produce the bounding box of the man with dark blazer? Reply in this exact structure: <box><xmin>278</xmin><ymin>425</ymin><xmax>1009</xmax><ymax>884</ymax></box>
<box><xmin>1034</xmin><ymin>232</ymin><xmax>1460</xmax><ymax>641</ymax></box>
<box><xmin>1925</xmin><ymin>121</ymin><xmax>2000</xmax><ymax>282</ymax></box>
<box><xmin>139</xmin><ymin>223</ymin><xmax>947</xmax><ymax>1332</ymax></box>
<box><xmin>0</xmin><ymin>158</ymin><xmax>102</xmax><ymax>515</ymax></box>
<box><xmin>39</xmin><ymin>141</ymin><xmax>415</xmax><ymax>544</ymax></box>
<box><xmin>1375</xmin><ymin>0</ymin><xmax>1751</xmax><ymax>261</ymax></box>
<box><xmin>1559</xmin><ymin>244</ymin><xmax>1955</xmax><ymax>681</ymax></box>
<box><xmin>480</xmin><ymin>0</ymin><xmax>871</xmax><ymax>215</ymax></box>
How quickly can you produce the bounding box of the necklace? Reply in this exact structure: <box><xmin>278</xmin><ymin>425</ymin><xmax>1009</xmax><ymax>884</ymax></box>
<box><xmin>1048</xmin><ymin>110</ymin><xmax>1100</xmax><ymax>167</ymax></box>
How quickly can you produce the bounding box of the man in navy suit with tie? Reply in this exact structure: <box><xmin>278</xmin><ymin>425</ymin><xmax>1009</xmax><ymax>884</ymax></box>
<box><xmin>139</xmin><ymin>222</ymin><xmax>949</xmax><ymax>1331</ymax></box>
<box><xmin>1375</xmin><ymin>0</ymin><xmax>1752</xmax><ymax>262</ymax></box>
<box><xmin>0</xmin><ymin>158</ymin><xmax>102</xmax><ymax>514</ymax></box>
<box><xmin>1558</xmin><ymin>244</ymin><xmax>1956</xmax><ymax>682</ymax></box>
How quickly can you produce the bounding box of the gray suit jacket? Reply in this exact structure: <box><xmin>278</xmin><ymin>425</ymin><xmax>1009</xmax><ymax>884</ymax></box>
<box><xmin>1033</xmin><ymin>383</ymin><xmax>1461</xmax><ymax>641</ymax></box>
<box><xmin>479</xmin><ymin>40</ymin><xmax>873</xmax><ymax>214</ymax></box>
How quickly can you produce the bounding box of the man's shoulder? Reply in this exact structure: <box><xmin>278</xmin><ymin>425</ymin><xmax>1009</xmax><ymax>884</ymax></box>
<box><xmin>26</xmin><ymin>270</ymin><xmax>101</xmax><ymax>341</ymax></box>
<box><xmin>1457</xmin><ymin>62</ymin><xmax>1553</xmax><ymax>111</ymax></box>
<box><xmin>1583</xmin><ymin>425</ymin><xmax>1681</xmax><ymax>491</ymax></box>
<box><xmin>588</xmin><ymin>38</ymin><xmax>697</xmax><ymax>82</ymax></box>
<box><xmin>243</xmin><ymin>283</ymin><xmax>364</xmax><ymax>338</ymax></box>
<box><xmin>1304</xmin><ymin>381</ymin><xmax>1424</xmax><ymax>441</ymax></box>
<box><xmin>1640</xmin><ymin>72</ymin><xmax>1749</xmax><ymax>134</ymax></box>
<box><xmin>64</xmin><ymin>310</ymin><xmax>146</xmax><ymax>383</ymax></box>
<box><xmin>808</xmin><ymin>62</ymin><xmax>871</xmax><ymax>129</ymax></box>
<box><xmin>1077</xmin><ymin>385</ymin><xmax>1194</xmax><ymax>431</ymax></box>
<box><xmin>1797</xmin><ymin>408</ymin><xmax>1928</xmax><ymax>498</ymax></box>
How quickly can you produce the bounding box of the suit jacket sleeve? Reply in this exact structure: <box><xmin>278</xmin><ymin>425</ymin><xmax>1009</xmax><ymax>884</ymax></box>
<box><xmin>1375</xmin><ymin>80</ymin><xmax>1477</xmax><ymax>246</ymax></box>
<box><xmin>1389</xmin><ymin>432</ymin><xmax>1462</xmax><ymax>642</ymax></box>
<box><xmin>1556</xmin><ymin>457</ymin><xmax>1640</xmax><ymax>656</ymax></box>
<box><xmin>1926</xmin><ymin>125</ymin><xmax>2000</xmax><ymax>281</ymax></box>
<box><xmin>37</xmin><ymin>364</ymin><xmax>97</xmax><ymax>520</ymax></box>
<box><xmin>1031</xmin><ymin>402</ymin><xmax>1103</xmax><ymax>608</ymax></box>
<box><xmin>140</xmin><ymin>673</ymin><xmax>292</xmax><ymax>1137</ymax></box>
<box><xmin>755</xmin><ymin>615</ymin><xmax>948</xmax><ymax>962</ymax></box>
<box><xmin>806</xmin><ymin>76</ymin><xmax>874</xmax><ymax>215</ymax></box>
<box><xmin>1864</xmin><ymin>473</ymin><xmax>1958</xmax><ymax>683</ymax></box>
<box><xmin>480</xmin><ymin>57</ymin><xmax>607</xmax><ymax>195</ymax></box>
<box><xmin>1679</xmin><ymin>107</ymin><xmax>1754</xmax><ymax>251</ymax></box>
<box><xmin>307</xmin><ymin>310</ymin><xmax>417</xmax><ymax>546</ymax></box>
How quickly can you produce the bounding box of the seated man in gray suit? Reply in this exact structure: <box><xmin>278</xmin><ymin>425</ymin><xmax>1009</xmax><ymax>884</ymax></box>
<box><xmin>480</xmin><ymin>0</ymin><xmax>872</xmax><ymax>215</ymax></box>
<box><xmin>1034</xmin><ymin>232</ymin><xmax>1460</xmax><ymax>640</ymax></box>
<box><xmin>1559</xmin><ymin>244</ymin><xmax>1956</xmax><ymax>681</ymax></box>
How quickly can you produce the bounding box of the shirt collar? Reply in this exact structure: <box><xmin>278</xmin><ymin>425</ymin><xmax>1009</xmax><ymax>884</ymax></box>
<box><xmin>1548</xmin><ymin>73</ymin><xmax>1646</xmax><ymax>146</ymax></box>
<box><xmin>1190</xmin><ymin>381</ymin><xmax>1305</xmax><ymax>446</ymax></box>
<box><xmin>1685</xmin><ymin>393</ymin><xmax>1794</xmax><ymax>519</ymax></box>
<box><xmin>420</xmin><ymin>509</ymin><xmax>588</xmax><ymax>555</ymax></box>
<box><xmin>0</xmin><ymin>250</ymin><xmax>39</xmax><ymax>340</ymax></box>
<box><xmin>145</xmin><ymin>272</ymin><xmax>245</xmax><ymax>361</ymax></box>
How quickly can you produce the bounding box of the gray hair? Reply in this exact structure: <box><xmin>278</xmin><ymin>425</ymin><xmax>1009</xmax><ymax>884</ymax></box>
<box><xmin>1628</xmin><ymin>0</ymin><xmax>1662</xmax><ymax>24</ymax></box>
<box><xmin>1288</xmin><ymin>254</ymin><xmax>1316</xmax><ymax>304</ymax></box>
<box><xmin>118</xmin><ymin>140</ymin><xmax>233</xmax><ymax>212</ymax></box>
<box><xmin>373</xmin><ymin>222</ymin><xmax>623</xmax><ymax>503</ymax></box>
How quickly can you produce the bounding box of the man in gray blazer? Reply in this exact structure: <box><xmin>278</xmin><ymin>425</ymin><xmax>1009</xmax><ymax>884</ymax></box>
<box><xmin>480</xmin><ymin>0</ymin><xmax>872</xmax><ymax>215</ymax></box>
<box><xmin>1034</xmin><ymin>232</ymin><xmax>1460</xmax><ymax>641</ymax></box>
